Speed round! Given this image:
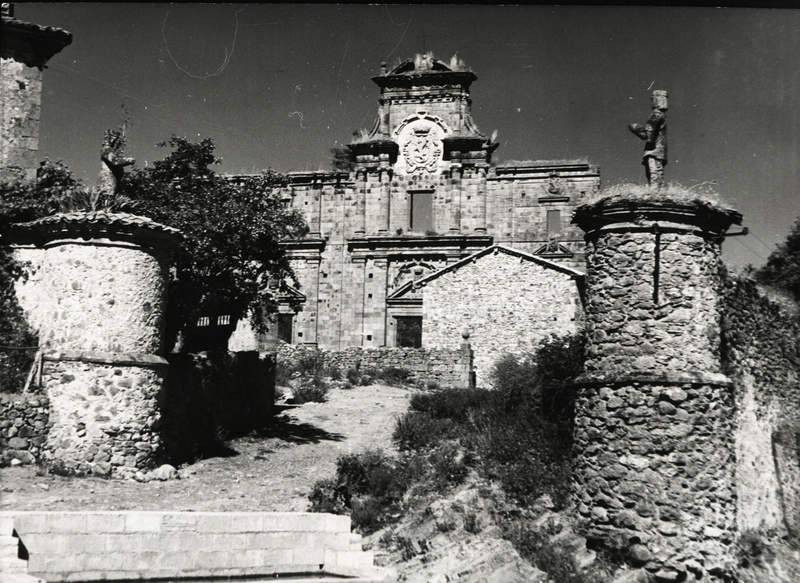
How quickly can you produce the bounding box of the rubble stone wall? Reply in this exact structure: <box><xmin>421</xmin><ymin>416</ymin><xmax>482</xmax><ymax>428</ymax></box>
<box><xmin>277</xmin><ymin>343</ymin><xmax>473</xmax><ymax>388</ymax></box>
<box><xmin>572</xmin><ymin>198</ymin><xmax>742</xmax><ymax>580</ymax></box>
<box><xmin>421</xmin><ymin>249</ymin><xmax>582</xmax><ymax>387</ymax></box>
<box><xmin>583</xmin><ymin>229</ymin><xmax>723</xmax><ymax>378</ymax></box>
<box><xmin>722</xmin><ymin>275</ymin><xmax>800</xmax><ymax>535</ymax></box>
<box><xmin>573</xmin><ymin>379</ymin><xmax>736</xmax><ymax>574</ymax></box>
<box><xmin>37</xmin><ymin>240</ymin><xmax>169</xmax><ymax>354</ymax></box>
<box><xmin>0</xmin><ymin>392</ymin><xmax>49</xmax><ymax>466</ymax></box>
<box><xmin>41</xmin><ymin>356</ymin><xmax>166</xmax><ymax>477</ymax></box>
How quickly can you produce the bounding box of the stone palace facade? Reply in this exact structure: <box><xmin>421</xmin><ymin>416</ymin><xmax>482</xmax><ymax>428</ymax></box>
<box><xmin>248</xmin><ymin>53</ymin><xmax>603</xmax><ymax>350</ymax></box>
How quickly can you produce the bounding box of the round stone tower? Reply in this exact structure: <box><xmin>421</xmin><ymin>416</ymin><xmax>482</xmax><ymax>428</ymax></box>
<box><xmin>11</xmin><ymin>211</ymin><xmax>180</xmax><ymax>477</ymax></box>
<box><xmin>571</xmin><ymin>193</ymin><xmax>742</xmax><ymax>581</ymax></box>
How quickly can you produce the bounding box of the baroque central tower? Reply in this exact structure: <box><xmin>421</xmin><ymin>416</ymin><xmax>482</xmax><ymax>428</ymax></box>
<box><xmin>243</xmin><ymin>53</ymin><xmax>601</xmax><ymax>350</ymax></box>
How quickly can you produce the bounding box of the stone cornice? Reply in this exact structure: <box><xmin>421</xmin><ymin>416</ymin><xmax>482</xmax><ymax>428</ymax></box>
<box><xmin>284</xmin><ymin>171</ymin><xmax>352</xmax><ymax>187</ymax></box>
<box><xmin>348</xmin><ymin>234</ymin><xmax>492</xmax><ymax>259</ymax></box>
<box><xmin>372</xmin><ymin>70</ymin><xmax>477</xmax><ymax>90</ymax></box>
<box><xmin>8</xmin><ymin>212</ymin><xmax>182</xmax><ymax>250</ymax></box>
<box><xmin>492</xmin><ymin>159</ymin><xmax>599</xmax><ymax>179</ymax></box>
<box><xmin>1</xmin><ymin>17</ymin><xmax>72</xmax><ymax>68</ymax></box>
<box><xmin>572</xmin><ymin>197</ymin><xmax>743</xmax><ymax>239</ymax></box>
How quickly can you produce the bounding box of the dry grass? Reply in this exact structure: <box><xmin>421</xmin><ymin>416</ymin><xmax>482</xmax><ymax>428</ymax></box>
<box><xmin>582</xmin><ymin>182</ymin><xmax>729</xmax><ymax>209</ymax></box>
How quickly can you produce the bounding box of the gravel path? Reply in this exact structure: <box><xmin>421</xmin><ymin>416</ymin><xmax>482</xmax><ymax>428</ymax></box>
<box><xmin>0</xmin><ymin>384</ymin><xmax>411</xmax><ymax>512</ymax></box>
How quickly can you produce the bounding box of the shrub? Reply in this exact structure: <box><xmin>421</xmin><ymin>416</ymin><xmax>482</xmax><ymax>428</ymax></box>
<box><xmin>503</xmin><ymin>521</ymin><xmax>611</xmax><ymax>583</ymax></box>
<box><xmin>426</xmin><ymin>380</ymin><xmax>440</xmax><ymax>391</ymax></box>
<box><xmin>393</xmin><ymin>411</ymin><xmax>457</xmax><ymax>451</ymax></box>
<box><xmin>308</xmin><ymin>478</ymin><xmax>347</xmax><ymax>514</ymax></box>
<box><xmin>463</xmin><ymin>512</ymin><xmax>482</xmax><ymax>534</ymax></box>
<box><xmin>308</xmin><ymin>449</ymin><xmax>408</xmax><ymax>532</ymax></box>
<box><xmin>378</xmin><ymin>366</ymin><xmax>411</xmax><ymax>386</ymax></box>
<box><xmin>429</xmin><ymin>441</ymin><xmax>469</xmax><ymax>487</ymax></box>
<box><xmin>350</xmin><ymin>495</ymin><xmax>385</xmax><ymax>532</ymax></box>
<box><xmin>292</xmin><ymin>376</ymin><xmax>329</xmax><ymax>403</ymax></box>
<box><xmin>410</xmin><ymin>387</ymin><xmax>490</xmax><ymax>423</ymax></box>
<box><xmin>346</xmin><ymin>367</ymin><xmax>360</xmax><ymax>385</ymax></box>
<box><xmin>358</xmin><ymin>367</ymin><xmax>378</xmax><ymax>386</ymax></box>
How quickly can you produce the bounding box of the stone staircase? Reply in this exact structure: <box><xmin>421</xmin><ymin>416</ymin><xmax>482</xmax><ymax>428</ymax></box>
<box><xmin>0</xmin><ymin>512</ymin><xmax>388</xmax><ymax>582</ymax></box>
<box><xmin>0</xmin><ymin>523</ymin><xmax>43</xmax><ymax>583</ymax></box>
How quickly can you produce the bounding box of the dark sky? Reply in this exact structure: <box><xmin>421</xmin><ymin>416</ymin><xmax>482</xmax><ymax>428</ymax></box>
<box><xmin>18</xmin><ymin>3</ymin><xmax>800</xmax><ymax>268</ymax></box>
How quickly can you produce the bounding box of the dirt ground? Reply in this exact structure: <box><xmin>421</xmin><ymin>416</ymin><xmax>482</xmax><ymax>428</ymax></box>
<box><xmin>0</xmin><ymin>384</ymin><xmax>411</xmax><ymax>512</ymax></box>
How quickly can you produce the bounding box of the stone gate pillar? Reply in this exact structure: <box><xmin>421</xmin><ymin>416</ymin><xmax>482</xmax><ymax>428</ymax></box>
<box><xmin>11</xmin><ymin>211</ymin><xmax>180</xmax><ymax>477</ymax></box>
<box><xmin>571</xmin><ymin>195</ymin><xmax>742</xmax><ymax>581</ymax></box>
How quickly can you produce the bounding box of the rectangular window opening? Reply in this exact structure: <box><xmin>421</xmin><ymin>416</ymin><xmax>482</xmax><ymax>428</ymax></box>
<box><xmin>395</xmin><ymin>316</ymin><xmax>422</xmax><ymax>348</ymax></box>
<box><xmin>277</xmin><ymin>313</ymin><xmax>293</xmax><ymax>344</ymax></box>
<box><xmin>547</xmin><ymin>210</ymin><xmax>562</xmax><ymax>238</ymax></box>
<box><xmin>196</xmin><ymin>316</ymin><xmax>211</xmax><ymax>327</ymax></box>
<box><xmin>409</xmin><ymin>191</ymin><xmax>433</xmax><ymax>233</ymax></box>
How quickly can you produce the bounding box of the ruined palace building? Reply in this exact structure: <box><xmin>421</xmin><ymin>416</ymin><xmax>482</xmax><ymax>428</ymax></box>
<box><xmin>249</xmin><ymin>53</ymin><xmax>599</xmax><ymax>350</ymax></box>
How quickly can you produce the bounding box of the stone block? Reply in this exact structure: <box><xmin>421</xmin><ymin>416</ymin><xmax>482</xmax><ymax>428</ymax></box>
<box><xmin>124</xmin><ymin>513</ymin><xmax>161</xmax><ymax>533</ymax></box>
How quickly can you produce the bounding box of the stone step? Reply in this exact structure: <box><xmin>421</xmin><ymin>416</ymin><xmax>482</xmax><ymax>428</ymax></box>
<box><xmin>1</xmin><ymin>512</ymin><xmax>386</xmax><ymax>582</ymax></box>
<box><xmin>0</xmin><ymin>557</ymin><xmax>28</xmax><ymax>573</ymax></box>
<box><xmin>0</xmin><ymin>575</ymin><xmax>44</xmax><ymax>583</ymax></box>
<box><xmin>0</xmin><ymin>516</ymin><xmax>15</xmax><ymax>536</ymax></box>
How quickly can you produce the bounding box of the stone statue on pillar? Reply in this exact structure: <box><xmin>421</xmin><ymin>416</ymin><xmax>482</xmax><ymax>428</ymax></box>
<box><xmin>97</xmin><ymin>126</ymin><xmax>135</xmax><ymax>196</ymax></box>
<box><xmin>629</xmin><ymin>90</ymin><xmax>668</xmax><ymax>188</ymax></box>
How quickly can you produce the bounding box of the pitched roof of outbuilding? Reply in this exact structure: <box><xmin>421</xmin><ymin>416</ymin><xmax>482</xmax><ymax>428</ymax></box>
<box><xmin>412</xmin><ymin>245</ymin><xmax>584</xmax><ymax>290</ymax></box>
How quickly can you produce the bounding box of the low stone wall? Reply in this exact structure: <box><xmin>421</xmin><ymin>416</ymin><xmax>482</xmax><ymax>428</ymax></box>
<box><xmin>722</xmin><ymin>275</ymin><xmax>800</xmax><ymax>536</ymax></box>
<box><xmin>161</xmin><ymin>351</ymin><xmax>276</xmax><ymax>464</ymax></box>
<box><xmin>278</xmin><ymin>343</ymin><xmax>473</xmax><ymax>389</ymax></box>
<box><xmin>0</xmin><ymin>392</ymin><xmax>49</xmax><ymax>466</ymax></box>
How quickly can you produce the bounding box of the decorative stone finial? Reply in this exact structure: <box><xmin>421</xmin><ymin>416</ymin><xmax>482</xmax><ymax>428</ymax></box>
<box><xmin>97</xmin><ymin>127</ymin><xmax>135</xmax><ymax>195</ymax></box>
<box><xmin>380</xmin><ymin>61</ymin><xmax>387</xmax><ymax>75</ymax></box>
<box><xmin>461</xmin><ymin>328</ymin><xmax>471</xmax><ymax>340</ymax></box>
<box><xmin>1</xmin><ymin>2</ymin><xmax>14</xmax><ymax>18</ymax></box>
<box><xmin>628</xmin><ymin>89</ymin><xmax>668</xmax><ymax>188</ymax></box>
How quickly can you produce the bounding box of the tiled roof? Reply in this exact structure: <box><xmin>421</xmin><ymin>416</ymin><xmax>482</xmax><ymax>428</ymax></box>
<box><xmin>9</xmin><ymin>211</ymin><xmax>182</xmax><ymax>246</ymax></box>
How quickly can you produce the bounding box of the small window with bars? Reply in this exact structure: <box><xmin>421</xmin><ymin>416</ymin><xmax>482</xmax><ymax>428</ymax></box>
<box><xmin>217</xmin><ymin>314</ymin><xmax>231</xmax><ymax>326</ymax></box>
<box><xmin>196</xmin><ymin>316</ymin><xmax>211</xmax><ymax>327</ymax></box>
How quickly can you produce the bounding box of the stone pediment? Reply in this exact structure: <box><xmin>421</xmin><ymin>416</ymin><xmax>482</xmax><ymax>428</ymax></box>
<box><xmin>386</xmin><ymin>280</ymin><xmax>423</xmax><ymax>305</ymax></box>
<box><xmin>532</xmin><ymin>240</ymin><xmax>575</xmax><ymax>258</ymax></box>
<box><xmin>276</xmin><ymin>283</ymin><xmax>306</xmax><ymax>304</ymax></box>
<box><xmin>413</xmin><ymin>244</ymin><xmax>584</xmax><ymax>289</ymax></box>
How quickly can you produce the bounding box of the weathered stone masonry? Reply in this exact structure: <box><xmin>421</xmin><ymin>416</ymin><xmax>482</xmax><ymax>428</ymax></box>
<box><xmin>0</xmin><ymin>4</ymin><xmax>72</xmax><ymax>182</ymax></box>
<box><xmin>571</xmin><ymin>196</ymin><xmax>743</xmax><ymax>580</ymax></box>
<box><xmin>722</xmin><ymin>276</ymin><xmax>800</xmax><ymax>537</ymax></box>
<box><xmin>418</xmin><ymin>245</ymin><xmax>584</xmax><ymax>387</ymax></box>
<box><xmin>238</xmin><ymin>53</ymin><xmax>600</xmax><ymax>352</ymax></box>
<box><xmin>277</xmin><ymin>342</ymin><xmax>474</xmax><ymax>389</ymax></box>
<box><xmin>0</xmin><ymin>393</ymin><xmax>49</xmax><ymax>466</ymax></box>
<box><xmin>10</xmin><ymin>212</ymin><xmax>181</xmax><ymax>476</ymax></box>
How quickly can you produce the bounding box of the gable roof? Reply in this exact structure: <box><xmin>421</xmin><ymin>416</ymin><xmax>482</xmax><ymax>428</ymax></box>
<box><xmin>412</xmin><ymin>245</ymin><xmax>584</xmax><ymax>290</ymax></box>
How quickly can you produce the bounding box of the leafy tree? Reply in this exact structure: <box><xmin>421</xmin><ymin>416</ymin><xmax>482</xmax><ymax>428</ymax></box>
<box><xmin>122</xmin><ymin>136</ymin><xmax>308</xmax><ymax>349</ymax></box>
<box><xmin>0</xmin><ymin>160</ymin><xmax>84</xmax><ymax>225</ymax></box>
<box><xmin>756</xmin><ymin>217</ymin><xmax>800</xmax><ymax>301</ymax></box>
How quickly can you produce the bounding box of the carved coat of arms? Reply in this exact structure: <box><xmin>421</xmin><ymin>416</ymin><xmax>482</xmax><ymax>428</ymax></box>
<box><xmin>402</xmin><ymin>127</ymin><xmax>442</xmax><ymax>175</ymax></box>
